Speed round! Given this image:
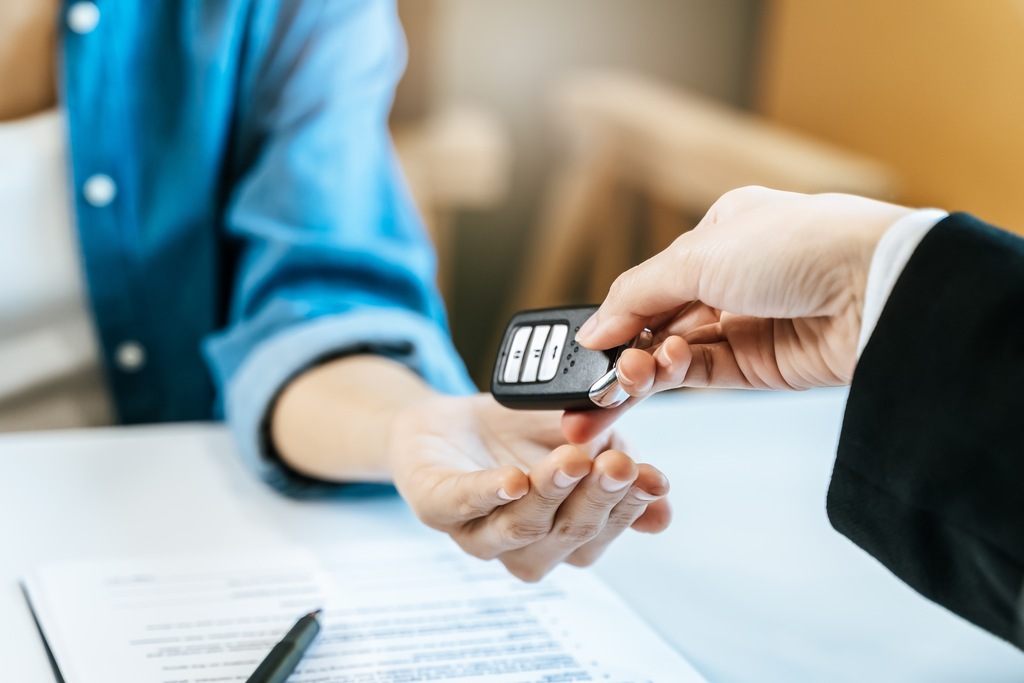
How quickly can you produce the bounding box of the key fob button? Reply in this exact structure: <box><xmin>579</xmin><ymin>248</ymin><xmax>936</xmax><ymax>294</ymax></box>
<box><xmin>538</xmin><ymin>324</ymin><xmax>568</xmax><ymax>382</ymax></box>
<box><xmin>502</xmin><ymin>326</ymin><xmax>533</xmax><ymax>383</ymax></box>
<box><xmin>492</xmin><ymin>306</ymin><xmax>630</xmax><ymax>410</ymax></box>
<box><xmin>520</xmin><ymin>325</ymin><xmax>550</xmax><ymax>383</ymax></box>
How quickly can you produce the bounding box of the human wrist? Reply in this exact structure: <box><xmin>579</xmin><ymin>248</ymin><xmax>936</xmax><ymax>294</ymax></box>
<box><xmin>385</xmin><ymin>389</ymin><xmax>445</xmax><ymax>482</ymax></box>
<box><xmin>822</xmin><ymin>197</ymin><xmax>914</xmax><ymax>344</ymax></box>
<box><xmin>271</xmin><ymin>355</ymin><xmax>434</xmax><ymax>483</ymax></box>
<box><xmin>855</xmin><ymin>208</ymin><xmax>948</xmax><ymax>357</ymax></box>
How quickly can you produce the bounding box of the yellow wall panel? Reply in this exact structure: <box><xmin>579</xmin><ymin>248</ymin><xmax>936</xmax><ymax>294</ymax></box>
<box><xmin>759</xmin><ymin>0</ymin><xmax>1024</xmax><ymax>233</ymax></box>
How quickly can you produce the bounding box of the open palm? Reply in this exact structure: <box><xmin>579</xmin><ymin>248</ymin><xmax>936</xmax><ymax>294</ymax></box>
<box><xmin>390</xmin><ymin>394</ymin><xmax>671</xmax><ymax>581</ymax></box>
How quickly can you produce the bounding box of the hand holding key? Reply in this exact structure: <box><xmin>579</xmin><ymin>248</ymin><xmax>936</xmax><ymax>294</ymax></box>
<box><xmin>563</xmin><ymin>186</ymin><xmax>912</xmax><ymax>443</ymax></box>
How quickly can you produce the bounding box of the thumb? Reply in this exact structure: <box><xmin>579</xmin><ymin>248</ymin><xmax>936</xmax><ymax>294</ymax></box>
<box><xmin>576</xmin><ymin>232</ymin><xmax>708</xmax><ymax>350</ymax></box>
<box><xmin>411</xmin><ymin>466</ymin><xmax>529</xmax><ymax>529</ymax></box>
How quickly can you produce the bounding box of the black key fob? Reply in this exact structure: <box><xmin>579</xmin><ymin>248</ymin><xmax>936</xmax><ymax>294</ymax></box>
<box><xmin>490</xmin><ymin>306</ymin><xmax>652</xmax><ymax>411</ymax></box>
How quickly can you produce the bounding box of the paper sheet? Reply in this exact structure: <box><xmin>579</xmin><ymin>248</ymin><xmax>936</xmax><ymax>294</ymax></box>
<box><xmin>23</xmin><ymin>540</ymin><xmax>705</xmax><ymax>682</ymax></box>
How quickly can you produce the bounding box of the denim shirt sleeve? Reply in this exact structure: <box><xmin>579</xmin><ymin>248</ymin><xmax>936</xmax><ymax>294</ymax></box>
<box><xmin>202</xmin><ymin>0</ymin><xmax>475</xmax><ymax>496</ymax></box>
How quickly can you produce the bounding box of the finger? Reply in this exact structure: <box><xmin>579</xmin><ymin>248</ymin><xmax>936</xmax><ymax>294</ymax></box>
<box><xmin>650</xmin><ymin>335</ymin><xmax>693</xmax><ymax>393</ymax></box>
<box><xmin>566</xmin><ymin>463</ymin><xmax>669</xmax><ymax>567</ymax></box>
<box><xmin>575</xmin><ymin>240</ymin><xmax>708</xmax><ymax>350</ymax></box>
<box><xmin>562</xmin><ymin>335</ymin><xmax>698</xmax><ymax>445</ymax></box>
<box><xmin>686</xmin><ymin>313</ymin><xmax>803</xmax><ymax>389</ymax></box>
<box><xmin>500</xmin><ymin>450</ymin><xmax>639</xmax><ymax>580</ymax></box>
<box><xmin>617</xmin><ymin>336</ymin><xmax>694</xmax><ymax>398</ymax></box>
<box><xmin>639</xmin><ymin>305</ymin><xmax>697</xmax><ymax>337</ymax></box>
<box><xmin>656</xmin><ymin>302</ymin><xmax>722</xmax><ymax>341</ymax></box>
<box><xmin>577</xmin><ymin>186</ymin><xmax>801</xmax><ymax>352</ymax></box>
<box><xmin>578</xmin><ymin>426</ymin><xmax>632</xmax><ymax>459</ymax></box>
<box><xmin>575</xmin><ymin>186</ymin><xmax>783</xmax><ymax>351</ymax></box>
<box><xmin>550</xmin><ymin>449</ymin><xmax>639</xmax><ymax>547</ymax></box>
<box><xmin>682</xmin><ymin>322</ymin><xmax>726</xmax><ymax>345</ymax></box>
<box><xmin>631</xmin><ymin>497</ymin><xmax>673</xmax><ymax>533</ymax></box>
<box><xmin>679</xmin><ymin>341</ymin><xmax>756</xmax><ymax>389</ymax></box>
<box><xmin>615</xmin><ymin>348</ymin><xmax>657</xmax><ymax>397</ymax></box>
<box><xmin>458</xmin><ymin>445</ymin><xmax>593</xmax><ymax>559</ymax></box>
<box><xmin>561</xmin><ymin>399</ymin><xmax>635</xmax><ymax>445</ymax></box>
<box><xmin>414</xmin><ymin>465</ymin><xmax>529</xmax><ymax>529</ymax></box>
<box><xmin>562</xmin><ymin>335</ymin><xmax>699</xmax><ymax>444</ymax></box>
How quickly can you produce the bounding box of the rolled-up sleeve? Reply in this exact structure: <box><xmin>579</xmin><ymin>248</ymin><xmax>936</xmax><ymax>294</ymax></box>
<box><xmin>202</xmin><ymin>0</ymin><xmax>474</xmax><ymax>495</ymax></box>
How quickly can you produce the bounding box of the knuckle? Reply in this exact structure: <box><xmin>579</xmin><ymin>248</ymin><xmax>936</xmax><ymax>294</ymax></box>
<box><xmin>710</xmin><ymin>189</ymin><xmax>741</xmax><ymax>217</ymax></box>
<box><xmin>608</xmin><ymin>268</ymin><xmax>639</xmax><ymax>300</ymax></box>
<box><xmin>717</xmin><ymin>187</ymin><xmax>743</xmax><ymax>206</ymax></box>
<box><xmin>457</xmin><ymin>500</ymin><xmax>481</xmax><ymax>520</ymax></box>
<box><xmin>603</xmin><ymin>509</ymin><xmax>636</xmax><ymax>534</ymax></box>
<box><xmin>709</xmin><ymin>185</ymin><xmax>769</xmax><ymax>225</ymax></box>
<box><xmin>726</xmin><ymin>184</ymin><xmax>765</xmax><ymax>201</ymax></box>
<box><xmin>501</xmin><ymin>519</ymin><xmax>550</xmax><ymax>544</ymax></box>
<box><xmin>555</xmin><ymin>519</ymin><xmax>601</xmax><ymax>545</ymax></box>
<box><xmin>530</xmin><ymin>488</ymin><xmax>568</xmax><ymax>508</ymax></box>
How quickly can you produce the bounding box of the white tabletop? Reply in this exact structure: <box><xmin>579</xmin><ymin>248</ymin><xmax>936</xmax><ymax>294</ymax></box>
<box><xmin>2</xmin><ymin>388</ymin><xmax>1022</xmax><ymax>682</ymax></box>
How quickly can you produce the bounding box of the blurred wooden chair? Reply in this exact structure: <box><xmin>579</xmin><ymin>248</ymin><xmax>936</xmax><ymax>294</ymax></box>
<box><xmin>391</xmin><ymin>0</ymin><xmax>511</xmax><ymax>317</ymax></box>
<box><xmin>510</xmin><ymin>70</ymin><xmax>899</xmax><ymax>312</ymax></box>
<box><xmin>392</xmin><ymin>106</ymin><xmax>510</xmax><ymax>304</ymax></box>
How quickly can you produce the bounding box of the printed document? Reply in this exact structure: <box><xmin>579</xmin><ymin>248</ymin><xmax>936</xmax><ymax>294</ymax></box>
<box><xmin>23</xmin><ymin>540</ymin><xmax>705</xmax><ymax>682</ymax></box>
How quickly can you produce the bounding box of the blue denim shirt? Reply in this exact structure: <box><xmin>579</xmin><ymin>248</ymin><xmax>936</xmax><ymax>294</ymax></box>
<box><xmin>61</xmin><ymin>0</ymin><xmax>474</xmax><ymax>493</ymax></box>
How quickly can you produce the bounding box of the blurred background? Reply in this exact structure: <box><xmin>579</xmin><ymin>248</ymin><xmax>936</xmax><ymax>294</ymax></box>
<box><xmin>392</xmin><ymin>0</ymin><xmax>1024</xmax><ymax>384</ymax></box>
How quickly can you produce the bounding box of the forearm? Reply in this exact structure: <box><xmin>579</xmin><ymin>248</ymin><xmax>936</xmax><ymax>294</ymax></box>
<box><xmin>270</xmin><ymin>355</ymin><xmax>435</xmax><ymax>483</ymax></box>
<box><xmin>832</xmin><ymin>213</ymin><xmax>1024</xmax><ymax>647</ymax></box>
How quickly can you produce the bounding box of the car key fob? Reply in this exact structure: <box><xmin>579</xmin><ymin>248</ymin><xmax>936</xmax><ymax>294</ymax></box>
<box><xmin>490</xmin><ymin>306</ymin><xmax>652</xmax><ymax>411</ymax></box>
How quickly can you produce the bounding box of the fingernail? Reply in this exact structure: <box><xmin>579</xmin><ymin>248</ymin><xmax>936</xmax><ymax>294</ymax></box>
<box><xmin>631</xmin><ymin>487</ymin><xmax>661</xmax><ymax>501</ymax></box>
<box><xmin>599</xmin><ymin>474</ymin><xmax>631</xmax><ymax>492</ymax></box>
<box><xmin>497</xmin><ymin>488</ymin><xmax>521</xmax><ymax>501</ymax></box>
<box><xmin>576</xmin><ymin>315</ymin><xmax>597</xmax><ymax>344</ymax></box>
<box><xmin>617</xmin><ymin>366</ymin><xmax>635</xmax><ymax>388</ymax></box>
<box><xmin>553</xmin><ymin>469</ymin><xmax>585</xmax><ymax>489</ymax></box>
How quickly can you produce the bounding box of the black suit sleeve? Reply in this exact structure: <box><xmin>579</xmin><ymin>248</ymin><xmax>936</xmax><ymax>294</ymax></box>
<box><xmin>828</xmin><ymin>212</ymin><xmax>1024</xmax><ymax>648</ymax></box>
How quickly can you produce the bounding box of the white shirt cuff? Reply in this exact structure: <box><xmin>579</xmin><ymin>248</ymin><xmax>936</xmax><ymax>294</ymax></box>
<box><xmin>857</xmin><ymin>208</ymin><xmax>949</xmax><ymax>358</ymax></box>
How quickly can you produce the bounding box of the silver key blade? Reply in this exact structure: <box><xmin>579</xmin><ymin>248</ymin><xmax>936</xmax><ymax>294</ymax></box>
<box><xmin>587</xmin><ymin>328</ymin><xmax>654</xmax><ymax>408</ymax></box>
<box><xmin>589</xmin><ymin>367</ymin><xmax>630</xmax><ymax>408</ymax></box>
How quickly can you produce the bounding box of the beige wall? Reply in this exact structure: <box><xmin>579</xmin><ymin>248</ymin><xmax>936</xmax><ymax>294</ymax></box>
<box><xmin>404</xmin><ymin>0</ymin><xmax>761</xmax><ymax>378</ymax></box>
<box><xmin>759</xmin><ymin>0</ymin><xmax>1024</xmax><ymax>233</ymax></box>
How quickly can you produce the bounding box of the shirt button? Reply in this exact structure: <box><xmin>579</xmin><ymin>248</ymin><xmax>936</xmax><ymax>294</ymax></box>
<box><xmin>67</xmin><ymin>2</ymin><xmax>100</xmax><ymax>34</ymax></box>
<box><xmin>83</xmin><ymin>174</ymin><xmax>117</xmax><ymax>207</ymax></box>
<box><xmin>115</xmin><ymin>341</ymin><xmax>146</xmax><ymax>372</ymax></box>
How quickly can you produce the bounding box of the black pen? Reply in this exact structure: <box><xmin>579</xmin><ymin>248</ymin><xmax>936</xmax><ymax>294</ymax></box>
<box><xmin>246</xmin><ymin>608</ymin><xmax>323</xmax><ymax>683</ymax></box>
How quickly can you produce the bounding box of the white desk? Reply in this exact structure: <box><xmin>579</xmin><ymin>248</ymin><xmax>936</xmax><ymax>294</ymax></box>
<box><xmin>2</xmin><ymin>389</ymin><xmax>1022</xmax><ymax>681</ymax></box>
